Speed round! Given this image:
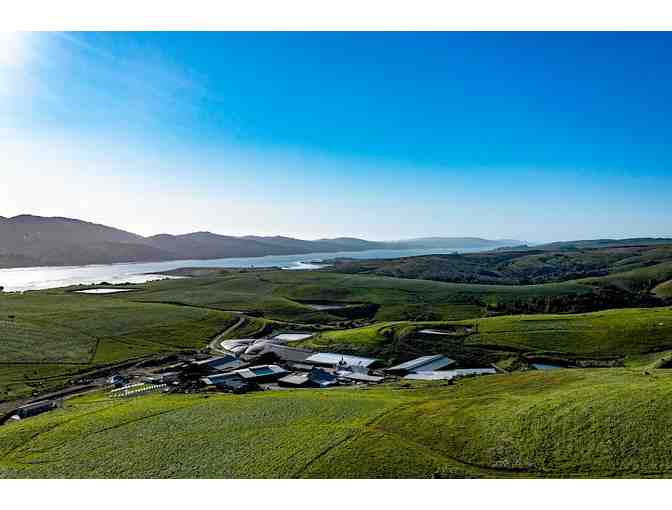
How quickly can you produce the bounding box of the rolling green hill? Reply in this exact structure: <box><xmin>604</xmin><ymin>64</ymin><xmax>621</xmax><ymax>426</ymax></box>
<box><xmin>4</xmin><ymin>267</ymin><xmax>672</xmax><ymax>479</ymax></box>
<box><xmin>3</xmin><ymin>370</ymin><xmax>672</xmax><ymax>478</ymax></box>
<box><xmin>0</xmin><ymin>291</ymin><xmax>237</xmax><ymax>401</ymax></box>
<box><xmin>329</xmin><ymin>243</ymin><xmax>672</xmax><ymax>288</ymax></box>
<box><xmin>3</xmin><ymin>267</ymin><xmax>670</xmax><ymax>402</ymax></box>
<box><xmin>126</xmin><ymin>269</ymin><xmax>599</xmax><ymax>322</ymax></box>
<box><xmin>378</xmin><ymin>369</ymin><xmax>672</xmax><ymax>478</ymax></box>
<box><xmin>467</xmin><ymin>307</ymin><xmax>672</xmax><ymax>357</ymax></box>
<box><xmin>654</xmin><ymin>280</ymin><xmax>672</xmax><ymax>299</ymax></box>
<box><xmin>295</xmin><ymin>306</ymin><xmax>672</xmax><ymax>366</ymax></box>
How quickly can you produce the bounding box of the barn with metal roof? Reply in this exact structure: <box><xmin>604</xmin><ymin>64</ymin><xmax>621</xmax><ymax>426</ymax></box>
<box><xmin>278</xmin><ymin>368</ymin><xmax>337</xmax><ymax>388</ymax></box>
<box><xmin>257</xmin><ymin>344</ymin><xmax>315</xmax><ymax>363</ymax></box>
<box><xmin>304</xmin><ymin>352</ymin><xmax>381</xmax><ymax>369</ymax></box>
<box><xmin>385</xmin><ymin>354</ymin><xmax>456</xmax><ymax>375</ymax></box>
<box><xmin>340</xmin><ymin>372</ymin><xmax>384</xmax><ymax>383</ymax></box>
<box><xmin>404</xmin><ymin>368</ymin><xmax>496</xmax><ymax>381</ymax></box>
<box><xmin>232</xmin><ymin>365</ymin><xmax>289</xmax><ymax>382</ymax></box>
<box><xmin>191</xmin><ymin>355</ymin><xmax>245</xmax><ymax>373</ymax></box>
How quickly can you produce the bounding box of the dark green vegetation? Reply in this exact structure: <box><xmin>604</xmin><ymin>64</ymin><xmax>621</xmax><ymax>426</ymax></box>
<box><xmin>330</xmin><ymin>242</ymin><xmax>672</xmax><ymax>285</ymax></box>
<box><xmin>130</xmin><ymin>258</ymin><xmax>672</xmax><ymax>322</ymax></box>
<box><xmin>3</xmin><ymin>370</ymin><xmax>672</xmax><ymax>478</ymax></box>
<box><xmin>127</xmin><ymin>268</ymin><xmax>596</xmax><ymax>322</ymax></box>
<box><xmin>0</xmin><ymin>290</ymin><xmax>238</xmax><ymax>401</ymax></box>
<box><xmin>295</xmin><ymin>307</ymin><xmax>672</xmax><ymax>368</ymax></box>
<box><xmin>329</xmin><ymin>242</ymin><xmax>672</xmax><ymax>315</ymax></box>
<box><xmin>533</xmin><ymin>237</ymin><xmax>672</xmax><ymax>250</ymax></box>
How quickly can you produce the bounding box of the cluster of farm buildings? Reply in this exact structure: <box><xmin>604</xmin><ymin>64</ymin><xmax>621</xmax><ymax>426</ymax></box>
<box><xmin>108</xmin><ymin>331</ymin><xmax>496</xmax><ymax>396</ymax></box>
<box><xmin>7</xmin><ymin>330</ymin><xmax>497</xmax><ymax>421</ymax></box>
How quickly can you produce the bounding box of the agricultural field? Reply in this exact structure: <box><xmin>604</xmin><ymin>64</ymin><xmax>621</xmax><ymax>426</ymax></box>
<box><xmin>295</xmin><ymin>306</ymin><xmax>672</xmax><ymax>366</ymax></box>
<box><xmin>377</xmin><ymin>369</ymin><xmax>672</xmax><ymax>478</ymax></box>
<box><xmin>124</xmin><ymin>269</ymin><xmax>595</xmax><ymax>322</ymax></box>
<box><xmin>466</xmin><ymin>307</ymin><xmax>672</xmax><ymax>357</ymax></box>
<box><xmin>0</xmin><ymin>364</ymin><xmax>88</xmax><ymax>402</ymax></box>
<box><xmin>328</xmin><ymin>244</ymin><xmax>672</xmax><ymax>287</ymax></box>
<box><xmin>3</xmin><ymin>370</ymin><xmax>672</xmax><ymax>478</ymax></box>
<box><xmin>128</xmin><ymin>262</ymin><xmax>672</xmax><ymax>322</ymax></box>
<box><xmin>1</xmin><ymin>318</ymin><xmax>96</xmax><ymax>364</ymax></box>
<box><xmin>0</xmin><ymin>291</ymin><xmax>238</xmax><ymax>402</ymax></box>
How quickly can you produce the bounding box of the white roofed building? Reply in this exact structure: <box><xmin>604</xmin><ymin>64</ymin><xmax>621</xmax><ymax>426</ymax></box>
<box><xmin>304</xmin><ymin>352</ymin><xmax>382</xmax><ymax>370</ymax></box>
<box><xmin>385</xmin><ymin>355</ymin><xmax>456</xmax><ymax>375</ymax></box>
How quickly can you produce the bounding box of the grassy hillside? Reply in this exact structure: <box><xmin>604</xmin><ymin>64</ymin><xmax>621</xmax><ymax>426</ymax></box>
<box><xmin>467</xmin><ymin>307</ymin><xmax>672</xmax><ymax>357</ymax></box>
<box><xmin>0</xmin><ymin>387</ymin><xmax>413</xmax><ymax>478</ymax></box>
<box><xmin>653</xmin><ymin>279</ymin><xmax>672</xmax><ymax>299</ymax></box>
<box><xmin>0</xmin><ymin>215</ymin><xmax>175</xmax><ymax>268</ymax></box>
<box><xmin>296</xmin><ymin>306</ymin><xmax>672</xmax><ymax>365</ymax></box>
<box><xmin>3</xmin><ymin>269</ymin><xmax>669</xmax><ymax>402</ymax></box>
<box><xmin>127</xmin><ymin>269</ymin><xmax>596</xmax><ymax>322</ymax></box>
<box><xmin>379</xmin><ymin>369</ymin><xmax>672</xmax><ymax>478</ymax></box>
<box><xmin>0</xmin><ymin>213</ymin><xmax>441</xmax><ymax>269</ymax></box>
<box><xmin>581</xmin><ymin>260</ymin><xmax>672</xmax><ymax>293</ymax></box>
<box><xmin>534</xmin><ymin>237</ymin><xmax>672</xmax><ymax>250</ymax></box>
<box><xmin>3</xmin><ymin>264</ymin><xmax>670</xmax><ymax>402</ymax></box>
<box><xmin>0</xmin><ymin>291</ymin><xmax>237</xmax><ymax>401</ymax></box>
<box><xmin>3</xmin><ymin>370</ymin><xmax>672</xmax><ymax>478</ymax></box>
<box><xmin>329</xmin><ymin>244</ymin><xmax>672</xmax><ymax>288</ymax></box>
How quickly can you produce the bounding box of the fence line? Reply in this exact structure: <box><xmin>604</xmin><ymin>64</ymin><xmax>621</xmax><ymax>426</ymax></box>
<box><xmin>110</xmin><ymin>383</ymin><xmax>167</xmax><ymax>398</ymax></box>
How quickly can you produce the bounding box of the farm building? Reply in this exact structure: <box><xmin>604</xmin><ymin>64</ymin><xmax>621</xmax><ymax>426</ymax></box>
<box><xmin>14</xmin><ymin>400</ymin><xmax>58</xmax><ymax>420</ymax></box>
<box><xmin>278</xmin><ymin>368</ymin><xmax>337</xmax><ymax>388</ymax></box>
<box><xmin>231</xmin><ymin>364</ymin><xmax>289</xmax><ymax>383</ymax></box>
<box><xmin>339</xmin><ymin>372</ymin><xmax>384</xmax><ymax>383</ymax></box>
<box><xmin>243</xmin><ymin>341</ymin><xmax>272</xmax><ymax>356</ymax></box>
<box><xmin>219</xmin><ymin>339</ymin><xmax>256</xmax><ymax>355</ymax></box>
<box><xmin>287</xmin><ymin>362</ymin><xmax>315</xmax><ymax>371</ymax></box>
<box><xmin>190</xmin><ymin>355</ymin><xmax>245</xmax><ymax>373</ymax></box>
<box><xmin>385</xmin><ymin>355</ymin><xmax>456</xmax><ymax>375</ymax></box>
<box><xmin>144</xmin><ymin>372</ymin><xmax>181</xmax><ymax>384</ymax></box>
<box><xmin>256</xmin><ymin>344</ymin><xmax>315</xmax><ymax>364</ymax></box>
<box><xmin>107</xmin><ymin>373</ymin><xmax>128</xmax><ymax>387</ymax></box>
<box><xmin>404</xmin><ymin>368</ymin><xmax>496</xmax><ymax>381</ymax></box>
<box><xmin>201</xmin><ymin>373</ymin><xmax>255</xmax><ymax>393</ymax></box>
<box><xmin>304</xmin><ymin>352</ymin><xmax>381</xmax><ymax>370</ymax></box>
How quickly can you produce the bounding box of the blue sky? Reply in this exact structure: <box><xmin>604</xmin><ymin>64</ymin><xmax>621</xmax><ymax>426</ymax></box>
<box><xmin>1</xmin><ymin>31</ymin><xmax>670</xmax><ymax>241</ymax></box>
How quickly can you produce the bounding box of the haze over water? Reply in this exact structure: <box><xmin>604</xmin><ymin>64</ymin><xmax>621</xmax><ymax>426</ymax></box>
<box><xmin>0</xmin><ymin>247</ymin><xmax>485</xmax><ymax>292</ymax></box>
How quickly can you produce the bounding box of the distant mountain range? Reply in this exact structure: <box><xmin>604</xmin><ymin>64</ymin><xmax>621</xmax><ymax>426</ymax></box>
<box><xmin>0</xmin><ymin>214</ymin><xmax>522</xmax><ymax>269</ymax></box>
<box><xmin>398</xmin><ymin>237</ymin><xmax>524</xmax><ymax>249</ymax></box>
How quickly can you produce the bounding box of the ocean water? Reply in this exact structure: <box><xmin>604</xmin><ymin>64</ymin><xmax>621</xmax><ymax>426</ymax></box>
<box><xmin>0</xmin><ymin>246</ymin><xmax>486</xmax><ymax>292</ymax></box>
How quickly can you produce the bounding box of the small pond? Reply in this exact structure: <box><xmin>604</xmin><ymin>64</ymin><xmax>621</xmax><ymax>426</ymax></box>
<box><xmin>75</xmin><ymin>288</ymin><xmax>135</xmax><ymax>294</ymax></box>
<box><xmin>305</xmin><ymin>304</ymin><xmax>348</xmax><ymax>311</ymax></box>
<box><xmin>272</xmin><ymin>333</ymin><xmax>313</xmax><ymax>341</ymax></box>
<box><xmin>531</xmin><ymin>363</ymin><xmax>564</xmax><ymax>370</ymax></box>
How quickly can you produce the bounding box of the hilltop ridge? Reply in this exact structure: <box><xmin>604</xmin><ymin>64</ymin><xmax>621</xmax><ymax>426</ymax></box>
<box><xmin>0</xmin><ymin>214</ymin><xmax>517</xmax><ymax>269</ymax></box>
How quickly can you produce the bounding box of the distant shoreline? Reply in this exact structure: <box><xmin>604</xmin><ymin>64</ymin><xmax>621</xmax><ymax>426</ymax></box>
<box><xmin>0</xmin><ymin>246</ymin><xmax>493</xmax><ymax>292</ymax></box>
